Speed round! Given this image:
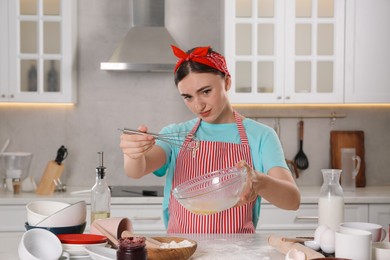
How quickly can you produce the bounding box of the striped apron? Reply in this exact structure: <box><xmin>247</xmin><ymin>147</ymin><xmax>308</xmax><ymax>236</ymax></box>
<box><xmin>167</xmin><ymin>111</ymin><xmax>256</xmax><ymax>233</ymax></box>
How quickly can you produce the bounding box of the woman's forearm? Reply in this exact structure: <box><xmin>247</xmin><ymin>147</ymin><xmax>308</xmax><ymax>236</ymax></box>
<box><xmin>123</xmin><ymin>154</ymin><xmax>148</xmax><ymax>179</ymax></box>
<box><xmin>256</xmin><ymin>172</ymin><xmax>301</xmax><ymax>210</ymax></box>
<box><xmin>123</xmin><ymin>146</ymin><xmax>167</xmax><ymax>179</ymax></box>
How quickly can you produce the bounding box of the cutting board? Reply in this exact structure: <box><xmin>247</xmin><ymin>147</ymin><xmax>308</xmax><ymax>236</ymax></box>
<box><xmin>330</xmin><ymin>131</ymin><xmax>366</xmax><ymax>187</ymax></box>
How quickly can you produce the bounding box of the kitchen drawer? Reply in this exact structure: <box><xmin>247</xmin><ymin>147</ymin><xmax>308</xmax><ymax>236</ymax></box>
<box><xmin>258</xmin><ymin>204</ymin><xmax>319</xmax><ymax>231</ymax></box>
<box><xmin>257</xmin><ymin>203</ymin><xmax>369</xmax><ymax>232</ymax></box>
<box><xmin>111</xmin><ymin>204</ymin><xmax>165</xmax><ymax>234</ymax></box>
<box><xmin>369</xmin><ymin>204</ymin><xmax>390</xmax><ymax>229</ymax></box>
<box><xmin>0</xmin><ymin>205</ymin><xmax>27</xmax><ymax>232</ymax></box>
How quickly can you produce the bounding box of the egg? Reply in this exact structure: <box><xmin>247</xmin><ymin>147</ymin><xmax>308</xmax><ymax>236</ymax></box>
<box><xmin>320</xmin><ymin>228</ymin><xmax>335</xmax><ymax>254</ymax></box>
<box><xmin>314</xmin><ymin>224</ymin><xmax>329</xmax><ymax>244</ymax></box>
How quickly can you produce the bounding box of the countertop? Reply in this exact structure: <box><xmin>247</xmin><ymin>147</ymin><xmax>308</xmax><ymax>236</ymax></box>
<box><xmin>0</xmin><ymin>231</ymin><xmax>301</xmax><ymax>259</ymax></box>
<box><xmin>1</xmin><ymin>186</ymin><xmax>390</xmax><ymax>205</ymax></box>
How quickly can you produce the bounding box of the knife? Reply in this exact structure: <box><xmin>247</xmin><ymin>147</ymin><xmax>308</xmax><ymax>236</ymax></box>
<box><xmin>55</xmin><ymin>145</ymin><xmax>68</xmax><ymax>165</ymax></box>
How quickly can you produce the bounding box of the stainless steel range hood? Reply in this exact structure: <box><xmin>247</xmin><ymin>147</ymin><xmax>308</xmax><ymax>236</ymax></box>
<box><xmin>100</xmin><ymin>0</ymin><xmax>178</xmax><ymax>72</ymax></box>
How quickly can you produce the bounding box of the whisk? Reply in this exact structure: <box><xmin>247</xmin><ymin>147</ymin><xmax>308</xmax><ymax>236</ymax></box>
<box><xmin>118</xmin><ymin>128</ymin><xmax>199</xmax><ymax>151</ymax></box>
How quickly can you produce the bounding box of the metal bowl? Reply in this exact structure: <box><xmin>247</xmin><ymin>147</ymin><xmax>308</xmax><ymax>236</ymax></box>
<box><xmin>172</xmin><ymin>166</ymin><xmax>247</xmax><ymax>215</ymax></box>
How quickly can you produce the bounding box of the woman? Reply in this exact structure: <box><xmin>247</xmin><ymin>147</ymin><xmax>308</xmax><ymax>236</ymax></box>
<box><xmin>120</xmin><ymin>45</ymin><xmax>300</xmax><ymax>233</ymax></box>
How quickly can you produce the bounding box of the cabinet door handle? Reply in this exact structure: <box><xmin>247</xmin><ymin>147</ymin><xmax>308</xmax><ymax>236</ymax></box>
<box><xmin>295</xmin><ymin>216</ymin><xmax>318</xmax><ymax>221</ymax></box>
<box><xmin>277</xmin><ymin>96</ymin><xmax>282</xmax><ymax>100</ymax></box>
<box><xmin>131</xmin><ymin>216</ymin><xmax>161</xmax><ymax>221</ymax></box>
<box><xmin>285</xmin><ymin>96</ymin><xmax>290</xmax><ymax>100</ymax></box>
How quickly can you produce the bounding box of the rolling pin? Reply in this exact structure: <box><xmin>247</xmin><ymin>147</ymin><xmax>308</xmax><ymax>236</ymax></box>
<box><xmin>268</xmin><ymin>235</ymin><xmax>325</xmax><ymax>259</ymax></box>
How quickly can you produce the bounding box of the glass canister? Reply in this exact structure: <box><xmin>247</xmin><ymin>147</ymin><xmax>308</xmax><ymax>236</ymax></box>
<box><xmin>318</xmin><ymin>169</ymin><xmax>344</xmax><ymax>231</ymax></box>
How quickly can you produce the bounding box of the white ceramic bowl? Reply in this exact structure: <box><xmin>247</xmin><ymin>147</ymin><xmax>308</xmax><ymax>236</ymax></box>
<box><xmin>36</xmin><ymin>201</ymin><xmax>87</xmax><ymax>227</ymax></box>
<box><xmin>18</xmin><ymin>228</ymin><xmax>63</xmax><ymax>260</ymax></box>
<box><xmin>372</xmin><ymin>242</ymin><xmax>390</xmax><ymax>260</ymax></box>
<box><xmin>172</xmin><ymin>166</ymin><xmax>247</xmax><ymax>215</ymax></box>
<box><xmin>26</xmin><ymin>201</ymin><xmax>70</xmax><ymax>226</ymax></box>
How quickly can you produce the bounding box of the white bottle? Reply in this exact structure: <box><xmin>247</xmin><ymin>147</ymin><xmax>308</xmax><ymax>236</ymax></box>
<box><xmin>318</xmin><ymin>169</ymin><xmax>344</xmax><ymax>231</ymax></box>
<box><xmin>91</xmin><ymin>152</ymin><xmax>111</xmax><ymax>223</ymax></box>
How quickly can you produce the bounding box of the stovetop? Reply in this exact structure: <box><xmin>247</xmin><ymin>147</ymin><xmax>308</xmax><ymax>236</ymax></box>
<box><xmin>109</xmin><ymin>186</ymin><xmax>164</xmax><ymax>197</ymax></box>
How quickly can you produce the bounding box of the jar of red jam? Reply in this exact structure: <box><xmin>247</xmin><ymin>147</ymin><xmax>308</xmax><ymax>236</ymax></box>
<box><xmin>117</xmin><ymin>237</ymin><xmax>147</xmax><ymax>260</ymax></box>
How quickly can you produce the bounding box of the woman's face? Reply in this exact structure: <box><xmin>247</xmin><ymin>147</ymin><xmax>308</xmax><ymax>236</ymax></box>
<box><xmin>177</xmin><ymin>72</ymin><xmax>233</xmax><ymax>124</ymax></box>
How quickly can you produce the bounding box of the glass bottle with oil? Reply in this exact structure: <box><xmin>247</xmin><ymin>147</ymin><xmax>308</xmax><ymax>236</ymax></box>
<box><xmin>91</xmin><ymin>152</ymin><xmax>111</xmax><ymax>223</ymax></box>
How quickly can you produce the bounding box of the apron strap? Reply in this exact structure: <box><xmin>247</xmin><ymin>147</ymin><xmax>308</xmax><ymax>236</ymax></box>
<box><xmin>187</xmin><ymin>110</ymin><xmax>249</xmax><ymax>145</ymax></box>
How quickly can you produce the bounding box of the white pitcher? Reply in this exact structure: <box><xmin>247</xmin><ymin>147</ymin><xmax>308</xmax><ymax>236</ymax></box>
<box><xmin>340</xmin><ymin>148</ymin><xmax>361</xmax><ymax>192</ymax></box>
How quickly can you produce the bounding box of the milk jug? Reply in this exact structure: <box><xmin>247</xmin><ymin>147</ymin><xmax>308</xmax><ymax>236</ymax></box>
<box><xmin>340</xmin><ymin>148</ymin><xmax>361</xmax><ymax>192</ymax></box>
<box><xmin>318</xmin><ymin>169</ymin><xmax>344</xmax><ymax>231</ymax></box>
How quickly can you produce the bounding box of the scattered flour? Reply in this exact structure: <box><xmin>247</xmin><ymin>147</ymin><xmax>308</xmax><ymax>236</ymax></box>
<box><xmin>160</xmin><ymin>240</ymin><xmax>193</xmax><ymax>248</ymax></box>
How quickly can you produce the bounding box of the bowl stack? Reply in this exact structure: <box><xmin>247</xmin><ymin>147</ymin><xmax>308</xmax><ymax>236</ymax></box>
<box><xmin>25</xmin><ymin>200</ymin><xmax>87</xmax><ymax>235</ymax></box>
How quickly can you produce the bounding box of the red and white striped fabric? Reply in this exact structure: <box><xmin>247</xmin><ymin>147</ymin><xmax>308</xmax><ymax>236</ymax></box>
<box><xmin>167</xmin><ymin>111</ymin><xmax>255</xmax><ymax>233</ymax></box>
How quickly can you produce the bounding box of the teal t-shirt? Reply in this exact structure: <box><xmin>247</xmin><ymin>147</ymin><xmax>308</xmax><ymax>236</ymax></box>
<box><xmin>153</xmin><ymin>117</ymin><xmax>289</xmax><ymax>229</ymax></box>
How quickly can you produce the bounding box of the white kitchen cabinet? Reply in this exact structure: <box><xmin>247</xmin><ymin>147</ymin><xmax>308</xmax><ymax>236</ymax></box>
<box><xmin>110</xmin><ymin>204</ymin><xmax>166</xmax><ymax>234</ymax></box>
<box><xmin>257</xmin><ymin>203</ymin><xmax>369</xmax><ymax>232</ymax></box>
<box><xmin>0</xmin><ymin>0</ymin><xmax>77</xmax><ymax>103</ymax></box>
<box><xmin>225</xmin><ymin>0</ymin><xmax>345</xmax><ymax>104</ymax></box>
<box><xmin>0</xmin><ymin>205</ymin><xmax>28</xmax><ymax>232</ymax></box>
<box><xmin>369</xmin><ymin>204</ymin><xmax>390</xmax><ymax>231</ymax></box>
<box><xmin>344</xmin><ymin>0</ymin><xmax>390</xmax><ymax>103</ymax></box>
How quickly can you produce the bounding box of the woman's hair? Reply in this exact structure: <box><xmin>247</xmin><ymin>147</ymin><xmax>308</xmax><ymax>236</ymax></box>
<box><xmin>174</xmin><ymin>47</ymin><xmax>226</xmax><ymax>86</ymax></box>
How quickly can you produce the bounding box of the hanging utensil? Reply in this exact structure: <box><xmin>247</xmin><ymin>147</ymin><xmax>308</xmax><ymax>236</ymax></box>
<box><xmin>294</xmin><ymin>120</ymin><xmax>309</xmax><ymax>170</ymax></box>
<box><xmin>285</xmin><ymin>159</ymin><xmax>299</xmax><ymax>178</ymax></box>
<box><xmin>118</xmin><ymin>128</ymin><xmax>199</xmax><ymax>151</ymax></box>
<box><xmin>0</xmin><ymin>139</ymin><xmax>10</xmax><ymax>155</ymax></box>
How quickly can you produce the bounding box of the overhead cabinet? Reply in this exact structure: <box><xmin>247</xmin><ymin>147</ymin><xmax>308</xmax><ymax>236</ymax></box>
<box><xmin>225</xmin><ymin>0</ymin><xmax>345</xmax><ymax>104</ymax></box>
<box><xmin>344</xmin><ymin>0</ymin><xmax>390</xmax><ymax>103</ymax></box>
<box><xmin>0</xmin><ymin>0</ymin><xmax>77</xmax><ymax>103</ymax></box>
<box><xmin>225</xmin><ymin>0</ymin><xmax>390</xmax><ymax>104</ymax></box>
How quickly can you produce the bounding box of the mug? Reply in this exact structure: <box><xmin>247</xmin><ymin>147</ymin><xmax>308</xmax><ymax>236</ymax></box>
<box><xmin>18</xmin><ymin>228</ymin><xmax>63</xmax><ymax>260</ymax></box>
<box><xmin>339</xmin><ymin>222</ymin><xmax>387</xmax><ymax>242</ymax></box>
<box><xmin>372</xmin><ymin>242</ymin><xmax>390</xmax><ymax>260</ymax></box>
<box><xmin>335</xmin><ymin>228</ymin><xmax>372</xmax><ymax>260</ymax></box>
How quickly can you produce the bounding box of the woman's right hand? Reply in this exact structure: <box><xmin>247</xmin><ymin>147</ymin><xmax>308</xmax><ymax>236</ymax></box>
<box><xmin>120</xmin><ymin>125</ymin><xmax>156</xmax><ymax>159</ymax></box>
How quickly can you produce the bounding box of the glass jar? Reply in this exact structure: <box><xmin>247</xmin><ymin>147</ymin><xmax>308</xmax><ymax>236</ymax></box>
<box><xmin>318</xmin><ymin>169</ymin><xmax>344</xmax><ymax>231</ymax></box>
<box><xmin>117</xmin><ymin>237</ymin><xmax>147</xmax><ymax>260</ymax></box>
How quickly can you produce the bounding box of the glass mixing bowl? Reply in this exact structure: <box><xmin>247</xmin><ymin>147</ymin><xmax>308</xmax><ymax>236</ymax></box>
<box><xmin>172</xmin><ymin>166</ymin><xmax>247</xmax><ymax>215</ymax></box>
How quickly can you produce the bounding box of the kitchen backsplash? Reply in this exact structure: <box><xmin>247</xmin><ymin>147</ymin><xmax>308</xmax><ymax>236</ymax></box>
<box><xmin>0</xmin><ymin>0</ymin><xmax>389</xmax><ymax>189</ymax></box>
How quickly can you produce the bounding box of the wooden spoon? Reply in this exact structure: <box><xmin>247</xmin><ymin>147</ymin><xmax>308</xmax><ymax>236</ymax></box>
<box><xmin>121</xmin><ymin>230</ymin><xmax>162</xmax><ymax>248</ymax></box>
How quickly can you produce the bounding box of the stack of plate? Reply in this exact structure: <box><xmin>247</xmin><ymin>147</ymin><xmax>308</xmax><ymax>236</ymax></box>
<box><xmin>57</xmin><ymin>234</ymin><xmax>108</xmax><ymax>258</ymax></box>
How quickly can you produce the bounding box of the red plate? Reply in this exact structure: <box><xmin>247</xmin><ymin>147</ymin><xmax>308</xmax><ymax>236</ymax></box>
<box><xmin>57</xmin><ymin>234</ymin><xmax>108</xmax><ymax>244</ymax></box>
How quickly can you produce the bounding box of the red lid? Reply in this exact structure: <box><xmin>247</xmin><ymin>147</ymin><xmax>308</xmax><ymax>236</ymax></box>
<box><xmin>57</xmin><ymin>234</ymin><xmax>108</xmax><ymax>244</ymax></box>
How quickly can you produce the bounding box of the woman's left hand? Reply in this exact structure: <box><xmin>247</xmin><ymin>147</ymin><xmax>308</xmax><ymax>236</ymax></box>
<box><xmin>235</xmin><ymin>160</ymin><xmax>262</xmax><ymax>207</ymax></box>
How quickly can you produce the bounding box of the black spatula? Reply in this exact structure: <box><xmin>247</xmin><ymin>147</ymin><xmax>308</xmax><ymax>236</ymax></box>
<box><xmin>294</xmin><ymin>120</ymin><xmax>309</xmax><ymax>170</ymax></box>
